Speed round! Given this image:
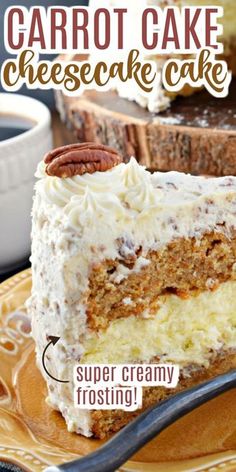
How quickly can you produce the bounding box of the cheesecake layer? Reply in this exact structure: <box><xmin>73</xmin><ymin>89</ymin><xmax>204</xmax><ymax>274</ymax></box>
<box><xmin>82</xmin><ymin>280</ymin><xmax>236</xmax><ymax>367</ymax></box>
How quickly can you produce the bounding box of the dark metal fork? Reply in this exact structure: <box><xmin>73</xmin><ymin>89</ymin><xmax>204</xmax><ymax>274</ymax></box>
<box><xmin>46</xmin><ymin>370</ymin><xmax>236</xmax><ymax>472</ymax></box>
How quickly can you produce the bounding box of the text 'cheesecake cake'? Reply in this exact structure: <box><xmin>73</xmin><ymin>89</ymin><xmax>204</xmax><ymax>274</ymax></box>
<box><xmin>28</xmin><ymin>143</ymin><xmax>236</xmax><ymax>438</ymax></box>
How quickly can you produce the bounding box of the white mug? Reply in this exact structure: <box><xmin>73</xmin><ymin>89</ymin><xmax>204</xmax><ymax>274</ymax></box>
<box><xmin>0</xmin><ymin>93</ymin><xmax>52</xmax><ymax>272</ymax></box>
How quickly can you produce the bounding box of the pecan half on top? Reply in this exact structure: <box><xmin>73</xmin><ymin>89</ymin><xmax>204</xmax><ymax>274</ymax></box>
<box><xmin>44</xmin><ymin>143</ymin><xmax>123</xmax><ymax>178</ymax></box>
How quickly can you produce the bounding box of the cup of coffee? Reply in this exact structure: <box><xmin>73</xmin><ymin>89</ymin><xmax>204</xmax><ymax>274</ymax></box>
<box><xmin>0</xmin><ymin>93</ymin><xmax>52</xmax><ymax>273</ymax></box>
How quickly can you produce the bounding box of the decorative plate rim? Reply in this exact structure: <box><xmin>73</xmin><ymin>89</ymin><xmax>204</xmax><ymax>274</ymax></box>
<box><xmin>0</xmin><ymin>269</ymin><xmax>236</xmax><ymax>472</ymax></box>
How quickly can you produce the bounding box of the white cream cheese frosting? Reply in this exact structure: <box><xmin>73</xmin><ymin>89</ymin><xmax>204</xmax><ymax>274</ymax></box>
<box><xmin>35</xmin><ymin>157</ymin><xmax>236</xmax><ymax>252</ymax></box>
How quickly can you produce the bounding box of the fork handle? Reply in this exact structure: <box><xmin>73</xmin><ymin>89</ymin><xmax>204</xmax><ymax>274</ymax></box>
<box><xmin>46</xmin><ymin>370</ymin><xmax>236</xmax><ymax>472</ymax></box>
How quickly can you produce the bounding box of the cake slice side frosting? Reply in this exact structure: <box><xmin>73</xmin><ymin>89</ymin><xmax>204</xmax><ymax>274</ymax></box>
<box><xmin>28</xmin><ymin>154</ymin><xmax>236</xmax><ymax>437</ymax></box>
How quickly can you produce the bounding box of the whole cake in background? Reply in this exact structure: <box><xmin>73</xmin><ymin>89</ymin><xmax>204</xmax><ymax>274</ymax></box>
<box><xmin>27</xmin><ymin>142</ymin><xmax>236</xmax><ymax>438</ymax></box>
<box><xmin>89</xmin><ymin>0</ymin><xmax>236</xmax><ymax>112</ymax></box>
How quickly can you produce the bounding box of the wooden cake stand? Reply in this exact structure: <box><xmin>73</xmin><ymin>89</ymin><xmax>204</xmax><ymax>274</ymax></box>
<box><xmin>55</xmin><ymin>78</ymin><xmax>236</xmax><ymax>176</ymax></box>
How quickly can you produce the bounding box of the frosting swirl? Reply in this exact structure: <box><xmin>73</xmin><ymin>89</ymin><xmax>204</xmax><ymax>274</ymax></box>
<box><xmin>121</xmin><ymin>157</ymin><xmax>150</xmax><ymax>188</ymax></box>
<box><xmin>36</xmin><ymin>161</ymin><xmax>125</xmax><ymax>207</ymax></box>
<box><xmin>125</xmin><ymin>181</ymin><xmax>162</xmax><ymax>212</ymax></box>
<box><xmin>64</xmin><ymin>187</ymin><xmax>126</xmax><ymax>229</ymax></box>
<box><xmin>35</xmin><ymin>158</ymin><xmax>164</xmax><ymax>228</ymax></box>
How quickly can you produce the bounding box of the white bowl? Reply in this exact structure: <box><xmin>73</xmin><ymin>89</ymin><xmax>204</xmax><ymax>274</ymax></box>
<box><xmin>0</xmin><ymin>93</ymin><xmax>52</xmax><ymax>272</ymax></box>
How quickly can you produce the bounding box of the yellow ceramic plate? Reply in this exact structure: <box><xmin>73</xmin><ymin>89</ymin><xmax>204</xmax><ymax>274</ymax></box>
<box><xmin>0</xmin><ymin>270</ymin><xmax>236</xmax><ymax>472</ymax></box>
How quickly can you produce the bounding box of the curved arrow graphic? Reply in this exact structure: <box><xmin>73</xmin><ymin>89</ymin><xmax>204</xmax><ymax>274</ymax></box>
<box><xmin>42</xmin><ymin>336</ymin><xmax>69</xmax><ymax>384</ymax></box>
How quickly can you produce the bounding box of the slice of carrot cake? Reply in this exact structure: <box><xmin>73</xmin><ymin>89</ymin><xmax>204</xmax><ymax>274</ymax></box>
<box><xmin>28</xmin><ymin>143</ymin><xmax>236</xmax><ymax>438</ymax></box>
